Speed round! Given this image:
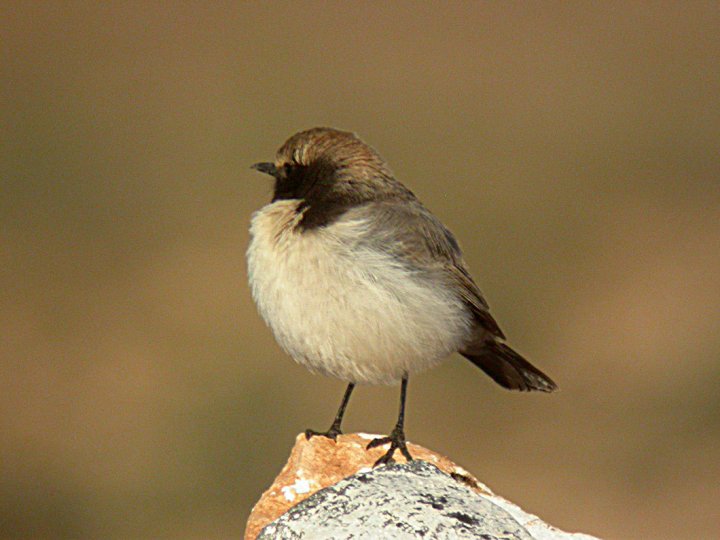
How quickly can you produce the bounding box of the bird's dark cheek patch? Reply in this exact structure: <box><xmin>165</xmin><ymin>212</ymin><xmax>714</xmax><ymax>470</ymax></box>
<box><xmin>272</xmin><ymin>169</ymin><xmax>306</xmax><ymax>202</ymax></box>
<box><xmin>297</xmin><ymin>199</ymin><xmax>354</xmax><ymax>231</ymax></box>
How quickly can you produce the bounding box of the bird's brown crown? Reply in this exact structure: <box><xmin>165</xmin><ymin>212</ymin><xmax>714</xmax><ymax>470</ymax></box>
<box><xmin>275</xmin><ymin>127</ymin><xmax>390</xmax><ymax>180</ymax></box>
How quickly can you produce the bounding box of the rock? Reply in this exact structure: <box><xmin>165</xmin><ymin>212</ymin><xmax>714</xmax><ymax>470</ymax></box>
<box><xmin>244</xmin><ymin>433</ymin><xmax>599</xmax><ymax>540</ymax></box>
<box><xmin>244</xmin><ymin>433</ymin><xmax>488</xmax><ymax>540</ymax></box>
<box><xmin>258</xmin><ymin>460</ymin><xmax>532</xmax><ymax>539</ymax></box>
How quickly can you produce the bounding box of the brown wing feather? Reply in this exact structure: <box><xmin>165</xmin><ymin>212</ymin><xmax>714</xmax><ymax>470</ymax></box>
<box><xmin>348</xmin><ymin>199</ymin><xmax>557</xmax><ymax>393</ymax></box>
<box><xmin>447</xmin><ymin>264</ymin><xmax>506</xmax><ymax>339</ymax></box>
<box><xmin>350</xmin><ymin>199</ymin><xmax>505</xmax><ymax>339</ymax></box>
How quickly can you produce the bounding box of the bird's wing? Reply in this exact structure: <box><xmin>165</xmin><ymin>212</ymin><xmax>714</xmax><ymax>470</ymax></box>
<box><xmin>345</xmin><ymin>200</ymin><xmax>506</xmax><ymax>340</ymax></box>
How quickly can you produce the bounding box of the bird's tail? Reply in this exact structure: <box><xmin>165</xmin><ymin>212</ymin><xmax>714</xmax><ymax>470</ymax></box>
<box><xmin>461</xmin><ymin>340</ymin><xmax>558</xmax><ymax>392</ymax></box>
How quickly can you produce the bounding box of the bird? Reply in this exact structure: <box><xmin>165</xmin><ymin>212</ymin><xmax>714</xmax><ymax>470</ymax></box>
<box><xmin>247</xmin><ymin>127</ymin><xmax>557</xmax><ymax>466</ymax></box>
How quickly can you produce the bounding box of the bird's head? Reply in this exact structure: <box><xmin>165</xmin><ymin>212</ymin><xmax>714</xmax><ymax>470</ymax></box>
<box><xmin>251</xmin><ymin>128</ymin><xmax>413</xmax><ymax>227</ymax></box>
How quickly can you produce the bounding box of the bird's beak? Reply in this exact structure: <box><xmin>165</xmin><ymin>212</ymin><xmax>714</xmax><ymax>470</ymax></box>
<box><xmin>251</xmin><ymin>162</ymin><xmax>278</xmax><ymax>177</ymax></box>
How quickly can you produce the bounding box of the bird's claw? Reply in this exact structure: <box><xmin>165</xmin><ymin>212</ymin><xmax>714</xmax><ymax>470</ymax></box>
<box><xmin>366</xmin><ymin>426</ymin><xmax>413</xmax><ymax>466</ymax></box>
<box><xmin>305</xmin><ymin>426</ymin><xmax>342</xmax><ymax>441</ymax></box>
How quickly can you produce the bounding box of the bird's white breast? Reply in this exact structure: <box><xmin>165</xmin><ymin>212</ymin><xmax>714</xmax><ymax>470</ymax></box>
<box><xmin>246</xmin><ymin>200</ymin><xmax>470</xmax><ymax>385</ymax></box>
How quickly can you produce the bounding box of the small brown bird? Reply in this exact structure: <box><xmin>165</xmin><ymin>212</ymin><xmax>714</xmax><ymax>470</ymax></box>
<box><xmin>247</xmin><ymin>128</ymin><xmax>557</xmax><ymax>465</ymax></box>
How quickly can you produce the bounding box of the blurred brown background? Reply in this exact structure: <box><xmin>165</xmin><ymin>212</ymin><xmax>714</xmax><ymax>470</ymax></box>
<box><xmin>2</xmin><ymin>2</ymin><xmax>719</xmax><ymax>539</ymax></box>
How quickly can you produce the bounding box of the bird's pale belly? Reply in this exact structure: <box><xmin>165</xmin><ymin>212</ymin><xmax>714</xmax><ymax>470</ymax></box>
<box><xmin>247</xmin><ymin>201</ymin><xmax>470</xmax><ymax>385</ymax></box>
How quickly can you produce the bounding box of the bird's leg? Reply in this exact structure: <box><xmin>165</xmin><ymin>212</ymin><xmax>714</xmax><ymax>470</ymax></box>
<box><xmin>305</xmin><ymin>382</ymin><xmax>355</xmax><ymax>441</ymax></box>
<box><xmin>367</xmin><ymin>375</ymin><xmax>413</xmax><ymax>466</ymax></box>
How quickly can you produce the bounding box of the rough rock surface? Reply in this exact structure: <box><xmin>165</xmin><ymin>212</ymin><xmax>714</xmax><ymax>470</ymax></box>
<box><xmin>244</xmin><ymin>433</ymin><xmax>487</xmax><ymax>540</ymax></box>
<box><xmin>245</xmin><ymin>433</ymin><xmax>599</xmax><ymax>540</ymax></box>
<box><xmin>258</xmin><ymin>460</ymin><xmax>532</xmax><ymax>539</ymax></box>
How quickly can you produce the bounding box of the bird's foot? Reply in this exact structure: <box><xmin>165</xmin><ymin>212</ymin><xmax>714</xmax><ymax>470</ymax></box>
<box><xmin>366</xmin><ymin>425</ymin><xmax>413</xmax><ymax>466</ymax></box>
<box><xmin>305</xmin><ymin>424</ymin><xmax>342</xmax><ymax>441</ymax></box>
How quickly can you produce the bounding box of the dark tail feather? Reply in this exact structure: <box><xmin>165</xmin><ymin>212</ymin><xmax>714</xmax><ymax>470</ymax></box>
<box><xmin>461</xmin><ymin>341</ymin><xmax>558</xmax><ymax>392</ymax></box>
